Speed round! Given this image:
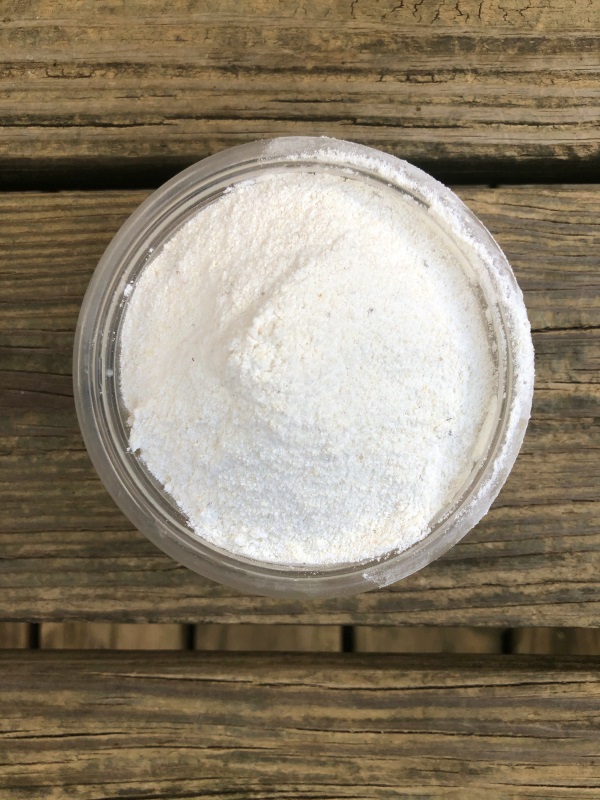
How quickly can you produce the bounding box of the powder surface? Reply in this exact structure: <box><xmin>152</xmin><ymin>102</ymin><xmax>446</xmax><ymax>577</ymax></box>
<box><xmin>120</xmin><ymin>171</ymin><xmax>495</xmax><ymax>565</ymax></box>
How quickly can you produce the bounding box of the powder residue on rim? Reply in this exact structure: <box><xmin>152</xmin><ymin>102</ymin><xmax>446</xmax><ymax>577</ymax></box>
<box><xmin>120</xmin><ymin>170</ymin><xmax>496</xmax><ymax>565</ymax></box>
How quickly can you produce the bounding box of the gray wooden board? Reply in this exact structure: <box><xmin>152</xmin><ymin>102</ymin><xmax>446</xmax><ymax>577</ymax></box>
<box><xmin>0</xmin><ymin>0</ymin><xmax>599</xmax><ymax>183</ymax></box>
<box><xmin>1</xmin><ymin>651</ymin><xmax>600</xmax><ymax>799</ymax></box>
<box><xmin>1</xmin><ymin>186</ymin><xmax>599</xmax><ymax>623</ymax></box>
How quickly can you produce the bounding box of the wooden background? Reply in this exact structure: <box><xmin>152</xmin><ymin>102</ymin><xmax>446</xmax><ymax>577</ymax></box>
<box><xmin>1</xmin><ymin>0</ymin><xmax>600</xmax><ymax>797</ymax></box>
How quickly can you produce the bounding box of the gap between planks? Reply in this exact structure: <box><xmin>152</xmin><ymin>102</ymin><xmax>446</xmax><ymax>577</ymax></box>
<box><xmin>1</xmin><ymin>624</ymin><xmax>600</xmax><ymax>655</ymax></box>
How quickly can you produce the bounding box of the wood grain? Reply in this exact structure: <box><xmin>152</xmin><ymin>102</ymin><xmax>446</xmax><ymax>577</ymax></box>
<box><xmin>1</xmin><ymin>186</ymin><xmax>599</xmax><ymax>624</ymax></box>
<box><xmin>1</xmin><ymin>651</ymin><xmax>600</xmax><ymax>799</ymax></box>
<box><xmin>1</xmin><ymin>0</ymin><xmax>599</xmax><ymax>185</ymax></box>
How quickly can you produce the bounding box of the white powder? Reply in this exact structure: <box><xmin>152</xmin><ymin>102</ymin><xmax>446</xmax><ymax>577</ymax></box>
<box><xmin>120</xmin><ymin>170</ymin><xmax>496</xmax><ymax>565</ymax></box>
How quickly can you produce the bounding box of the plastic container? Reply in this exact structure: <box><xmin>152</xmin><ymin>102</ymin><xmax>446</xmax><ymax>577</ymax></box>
<box><xmin>74</xmin><ymin>137</ymin><xmax>534</xmax><ymax>599</ymax></box>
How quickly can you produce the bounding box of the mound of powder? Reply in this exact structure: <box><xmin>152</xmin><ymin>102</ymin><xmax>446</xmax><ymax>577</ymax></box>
<box><xmin>120</xmin><ymin>171</ymin><xmax>495</xmax><ymax>565</ymax></box>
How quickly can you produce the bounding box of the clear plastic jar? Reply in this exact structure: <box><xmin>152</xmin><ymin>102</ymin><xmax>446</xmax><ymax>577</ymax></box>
<box><xmin>74</xmin><ymin>137</ymin><xmax>534</xmax><ymax>599</ymax></box>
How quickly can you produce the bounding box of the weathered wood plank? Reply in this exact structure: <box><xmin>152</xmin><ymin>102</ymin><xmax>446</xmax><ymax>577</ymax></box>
<box><xmin>1</xmin><ymin>652</ymin><xmax>600</xmax><ymax>799</ymax></box>
<box><xmin>1</xmin><ymin>1</ymin><xmax>599</xmax><ymax>185</ymax></box>
<box><xmin>194</xmin><ymin>624</ymin><xmax>341</xmax><ymax>651</ymax></box>
<box><xmin>40</xmin><ymin>623</ymin><xmax>188</xmax><ymax>650</ymax></box>
<box><xmin>1</xmin><ymin>186</ymin><xmax>599</xmax><ymax>624</ymax></box>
